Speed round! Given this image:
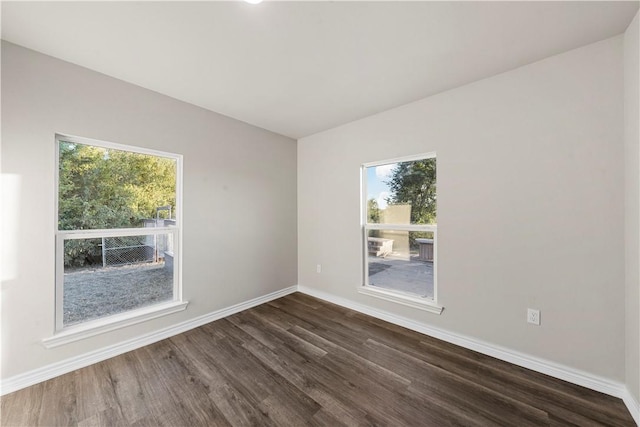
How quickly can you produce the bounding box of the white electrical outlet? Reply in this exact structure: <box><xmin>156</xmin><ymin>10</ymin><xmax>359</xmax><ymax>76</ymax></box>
<box><xmin>316</xmin><ymin>264</ymin><xmax>322</xmax><ymax>273</ymax></box>
<box><xmin>527</xmin><ymin>308</ymin><xmax>540</xmax><ymax>325</ymax></box>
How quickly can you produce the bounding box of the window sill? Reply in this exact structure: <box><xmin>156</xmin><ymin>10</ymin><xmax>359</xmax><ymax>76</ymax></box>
<box><xmin>358</xmin><ymin>286</ymin><xmax>443</xmax><ymax>315</ymax></box>
<box><xmin>43</xmin><ymin>300</ymin><xmax>189</xmax><ymax>348</ymax></box>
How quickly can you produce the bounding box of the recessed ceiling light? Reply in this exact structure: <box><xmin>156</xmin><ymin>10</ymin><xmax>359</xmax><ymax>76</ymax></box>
<box><xmin>244</xmin><ymin>0</ymin><xmax>263</xmax><ymax>4</ymax></box>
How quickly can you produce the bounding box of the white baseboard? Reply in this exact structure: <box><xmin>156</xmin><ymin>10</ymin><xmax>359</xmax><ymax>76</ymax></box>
<box><xmin>3</xmin><ymin>283</ymin><xmax>638</xmax><ymax>425</ymax></box>
<box><xmin>0</xmin><ymin>285</ymin><xmax>297</xmax><ymax>396</ymax></box>
<box><xmin>298</xmin><ymin>285</ymin><xmax>639</xmax><ymax>425</ymax></box>
<box><xmin>622</xmin><ymin>389</ymin><xmax>640</xmax><ymax>425</ymax></box>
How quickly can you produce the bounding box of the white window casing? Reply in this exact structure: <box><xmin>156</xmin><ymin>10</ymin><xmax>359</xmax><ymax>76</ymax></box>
<box><xmin>361</xmin><ymin>152</ymin><xmax>443</xmax><ymax>314</ymax></box>
<box><xmin>49</xmin><ymin>134</ymin><xmax>187</xmax><ymax>346</ymax></box>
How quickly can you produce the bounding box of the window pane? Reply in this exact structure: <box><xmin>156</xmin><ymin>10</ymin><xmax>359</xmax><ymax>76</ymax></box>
<box><xmin>367</xmin><ymin>230</ymin><xmax>434</xmax><ymax>299</ymax></box>
<box><xmin>58</xmin><ymin>140</ymin><xmax>177</xmax><ymax>230</ymax></box>
<box><xmin>63</xmin><ymin>235</ymin><xmax>174</xmax><ymax>327</ymax></box>
<box><xmin>366</xmin><ymin>158</ymin><xmax>436</xmax><ymax>225</ymax></box>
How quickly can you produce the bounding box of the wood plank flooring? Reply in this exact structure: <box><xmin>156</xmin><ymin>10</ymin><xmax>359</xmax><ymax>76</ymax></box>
<box><xmin>1</xmin><ymin>292</ymin><xmax>635</xmax><ymax>426</ymax></box>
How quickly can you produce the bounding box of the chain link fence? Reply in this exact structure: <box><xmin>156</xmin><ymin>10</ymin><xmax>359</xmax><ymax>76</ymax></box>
<box><xmin>102</xmin><ymin>235</ymin><xmax>156</xmax><ymax>267</ymax></box>
<box><xmin>62</xmin><ymin>215</ymin><xmax>175</xmax><ymax>269</ymax></box>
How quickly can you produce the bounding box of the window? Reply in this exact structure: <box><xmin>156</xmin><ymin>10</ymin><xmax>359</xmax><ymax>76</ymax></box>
<box><xmin>361</xmin><ymin>153</ymin><xmax>442</xmax><ymax>314</ymax></box>
<box><xmin>50</xmin><ymin>134</ymin><xmax>186</xmax><ymax>344</ymax></box>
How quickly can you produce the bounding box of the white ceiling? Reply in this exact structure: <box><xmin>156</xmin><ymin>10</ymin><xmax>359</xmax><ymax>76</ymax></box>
<box><xmin>2</xmin><ymin>1</ymin><xmax>638</xmax><ymax>139</ymax></box>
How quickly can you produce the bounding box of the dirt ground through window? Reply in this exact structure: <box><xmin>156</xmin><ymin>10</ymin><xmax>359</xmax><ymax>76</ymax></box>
<box><xmin>63</xmin><ymin>263</ymin><xmax>173</xmax><ymax>326</ymax></box>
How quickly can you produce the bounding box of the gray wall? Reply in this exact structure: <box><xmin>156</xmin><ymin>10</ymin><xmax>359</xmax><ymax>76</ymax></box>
<box><xmin>298</xmin><ymin>37</ymin><xmax>626</xmax><ymax>381</ymax></box>
<box><xmin>624</xmin><ymin>11</ymin><xmax>640</xmax><ymax>404</ymax></box>
<box><xmin>1</xmin><ymin>41</ymin><xmax>297</xmax><ymax>379</ymax></box>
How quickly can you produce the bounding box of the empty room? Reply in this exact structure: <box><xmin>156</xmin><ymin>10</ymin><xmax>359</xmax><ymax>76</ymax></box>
<box><xmin>1</xmin><ymin>1</ymin><xmax>640</xmax><ymax>425</ymax></box>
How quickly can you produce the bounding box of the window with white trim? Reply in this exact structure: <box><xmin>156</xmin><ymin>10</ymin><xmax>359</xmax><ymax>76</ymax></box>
<box><xmin>54</xmin><ymin>134</ymin><xmax>185</xmax><ymax>335</ymax></box>
<box><xmin>362</xmin><ymin>153</ymin><xmax>441</xmax><ymax>313</ymax></box>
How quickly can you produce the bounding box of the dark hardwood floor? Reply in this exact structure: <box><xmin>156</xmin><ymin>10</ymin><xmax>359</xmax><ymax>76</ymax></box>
<box><xmin>1</xmin><ymin>292</ymin><xmax>635</xmax><ymax>426</ymax></box>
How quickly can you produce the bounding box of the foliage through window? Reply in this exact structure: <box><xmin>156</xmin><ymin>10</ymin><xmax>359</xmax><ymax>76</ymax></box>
<box><xmin>56</xmin><ymin>135</ymin><xmax>182</xmax><ymax>330</ymax></box>
<box><xmin>363</xmin><ymin>154</ymin><xmax>437</xmax><ymax>302</ymax></box>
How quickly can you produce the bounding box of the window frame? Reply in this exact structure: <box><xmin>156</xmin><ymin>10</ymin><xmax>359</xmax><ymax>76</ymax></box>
<box><xmin>360</xmin><ymin>152</ymin><xmax>443</xmax><ymax>314</ymax></box>
<box><xmin>48</xmin><ymin>134</ymin><xmax>187</xmax><ymax>346</ymax></box>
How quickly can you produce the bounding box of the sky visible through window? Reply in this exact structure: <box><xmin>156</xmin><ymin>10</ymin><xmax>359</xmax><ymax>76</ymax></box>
<box><xmin>367</xmin><ymin>163</ymin><xmax>397</xmax><ymax>210</ymax></box>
